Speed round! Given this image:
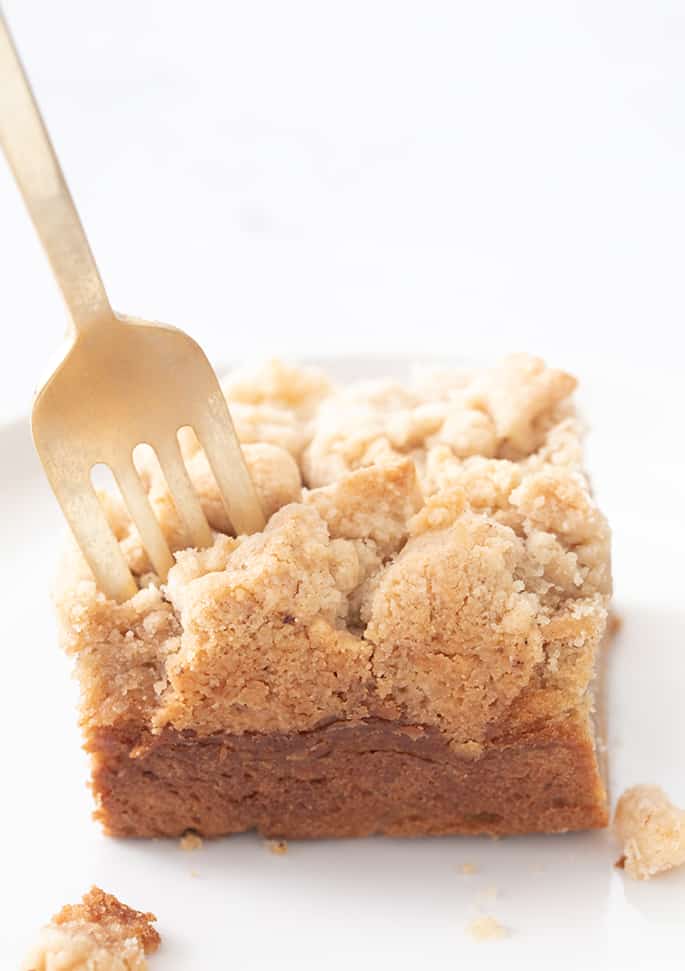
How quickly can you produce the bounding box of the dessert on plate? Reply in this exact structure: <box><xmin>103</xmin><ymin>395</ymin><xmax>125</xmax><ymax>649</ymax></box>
<box><xmin>56</xmin><ymin>355</ymin><xmax>611</xmax><ymax>838</ymax></box>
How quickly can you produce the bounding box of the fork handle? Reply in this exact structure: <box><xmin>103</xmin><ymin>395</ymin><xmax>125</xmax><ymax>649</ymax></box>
<box><xmin>0</xmin><ymin>13</ymin><xmax>112</xmax><ymax>337</ymax></box>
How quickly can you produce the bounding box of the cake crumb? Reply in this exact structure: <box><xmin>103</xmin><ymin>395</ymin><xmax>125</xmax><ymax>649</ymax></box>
<box><xmin>190</xmin><ymin>870</ymin><xmax>200</xmax><ymax>879</ymax></box>
<box><xmin>266</xmin><ymin>839</ymin><xmax>288</xmax><ymax>855</ymax></box>
<box><xmin>460</xmin><ymin>863</ymin><xmax>477</xmax><ymax>875</ymax></box>
<box><xmin>466</xmin><ymin>915</ymin><xmax>508</xmax><ymax>941</ymax></box>
<box><xmin>607</xmin><ymin>611</ymin><xmax>622</xmax><ymax>638</ymax></box>
<box><xmin>179</xmin><ymin>831</ymin><xmax>203</xmax><ymax>851</ymax></box>
<box><xmin>22</xmin><ymin>886</ymin><xmax>160</xmax><ymax>970</ymax></box>
<box><xmin>614</xmin><ymin>785</ymin><xmax>685</xmax><ymax>880</ymax></box>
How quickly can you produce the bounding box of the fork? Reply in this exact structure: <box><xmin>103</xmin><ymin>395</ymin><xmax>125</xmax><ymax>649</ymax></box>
<box><xmin>0</xmin><ymin>15</ymin><xmax>265</xmax><ymax>602</ymax></box>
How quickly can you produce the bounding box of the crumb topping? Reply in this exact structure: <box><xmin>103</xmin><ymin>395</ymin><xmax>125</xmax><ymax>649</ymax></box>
<box><xmin>614</xmin><ymin>785</ymin><xmax>685</xmax><ymax>880</ymax></box>
<box><xmin>266</xmin><ymin>839</ymin><xmax>288</xmax><ymax>855</ymax></box>
<box><xmin>364</xmin><ymin>512</ymin><xmax>546</xmax><ymax>744</ymax></box>
<box><xmin>179</xmin><ymin>831</ymin><xmax>203</xmax><ymax>851</ymax></box>
<box><xmin>157</xmin><ymin>504</ymin><xmax>374</xmax><ymax>735</ymax></box>
<box><xmin>302</xmin><ymin>354</ymin><xmax>576</xmax><ymax>488</ymax></box>
<box><xmin>23</xmin><ymin>887</ymin><xmax>159</xmax><ymax>971</ymax></box>
<box><xmin>303</xmin><ymin>459</ymin><xmax>422</xmax><ymax>557</ymax></box>
<box><xmin>221</xmin><ymin>358</ymin><xmax>332</xmax><ymax>458</ymax></box>
<box><xmin>56</xmin><ymin>355</ymin><xmax>611</xmax><ymax>747</ymax></box>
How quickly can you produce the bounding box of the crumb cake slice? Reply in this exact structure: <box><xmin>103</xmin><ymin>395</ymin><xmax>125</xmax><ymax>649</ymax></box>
<box><xmin>56</xmin><ymin>355</ymin><xmax>611</xmax><ymax>838</ymax></box>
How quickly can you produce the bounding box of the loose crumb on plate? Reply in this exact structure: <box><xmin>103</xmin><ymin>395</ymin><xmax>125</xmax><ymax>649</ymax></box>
<box><xmin>266</xmin><ymin>839</ymin><xmax>288</xmax><ymax>855</ymax></box>
<box><xmin>614</xmin><ymin>785</ymin><xmax>685</xmax><ymax>880</ymax></box>
<box><xmin>179</xmin><ymin>831</ymin><xmax>203</xmax><ymax>851</ymax></box>
<box><xmin>466</xmin><ymin>916</ymin><xmax>508</xmax><ymax>941</ymax></box>
<box><xmin>22</xmin><ymin>886</ymin><xmax>160</xmax><ymax>971</ymax></box>
<box><xmin>460</xmin><ymin>863</ymin><xmax>477</xmax><ymax>875</ymax></box>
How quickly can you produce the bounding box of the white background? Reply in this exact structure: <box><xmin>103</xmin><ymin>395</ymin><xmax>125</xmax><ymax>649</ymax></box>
<box><xmin>1</xmin><ymin>0</ymin><xmax>685</xmax><ymax>421</ymax></box>
<box><xmin>2</xmin><ymin>3</ymin><xmax>685</xmax><ymax>969</ymax></box>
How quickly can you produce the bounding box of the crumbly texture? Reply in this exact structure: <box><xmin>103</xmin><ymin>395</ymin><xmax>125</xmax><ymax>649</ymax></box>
<box><xmin>466</xmin><ymin>916</ymin><xmax>508</xmax><ymax>941</ymax></box>
<box><xmin>266</xmin><ymin>840</ymin><xmax>288</xmax><ymax>855</ymax></box>
<box><xmin>56</xmin><ymin>354</ymin><xmax>611</xmax><ymax>838</ymax></box>
<box><xmin>614</xmin><ymin>786</ymin><xmax>685</xmax><ymax>880</ymax></box>
<box><xmin>179</xmin><ymin>831</ymin><xmax>203</xmax><ymax>851</ymax></box>
<box><xmin>22</xmin><ymin>887</ymin><xmax>160</xmax><ymax>971</ymax></box>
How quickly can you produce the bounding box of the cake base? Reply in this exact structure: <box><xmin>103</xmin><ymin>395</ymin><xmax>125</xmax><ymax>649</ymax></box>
<box><xmin>89</xmin><ymin>714</ymin><xmax>608</xmax><ymax>839</ymax></box>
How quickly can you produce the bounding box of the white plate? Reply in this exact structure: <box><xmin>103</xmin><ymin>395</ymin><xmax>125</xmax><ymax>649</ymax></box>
<box><xmin>1</xmin><ymin>357</ymin><xmax>684</xmax><ymax>970</ymax></box>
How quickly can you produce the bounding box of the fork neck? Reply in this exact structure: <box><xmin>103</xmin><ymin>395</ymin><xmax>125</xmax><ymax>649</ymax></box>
<box><xmin>59</xmin><ymin>234</ymin><xmax>117</xmax><ymax>341</ymax></box>
<box><xmin>46</xmin><ymin>194</ymin><xmax>117</xmax><ymax>339</ymax></box>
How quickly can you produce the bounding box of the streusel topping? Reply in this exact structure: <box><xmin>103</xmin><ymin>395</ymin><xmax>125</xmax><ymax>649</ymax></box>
<box><xmin>615</xmin><ymin>786</ymin><xmax>685</xmax><ymax>880</ymax></box>
<box><xmin>56</xmin><ymin>355</ymin><xmax>610</xmax><ymax>747</ymax></box>
<box><xmin>23</xmin><ymin>887</ymin><xmax>159</xmax><ymax>971</ymax></box>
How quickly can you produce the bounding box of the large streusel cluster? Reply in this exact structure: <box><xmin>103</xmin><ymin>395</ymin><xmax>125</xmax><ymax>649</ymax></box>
<box><xmin>22</xmin><ymin>887</ymin><xmax>160</xmax><ymax>971</ymax></box>
<box><xmin>57</xmin><ymin>356</ymin><xmax>611</xmax><ymax>751</ymax></box>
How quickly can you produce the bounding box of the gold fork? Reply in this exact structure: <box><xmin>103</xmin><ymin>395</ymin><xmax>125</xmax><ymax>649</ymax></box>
<box><xmin>0</xmin><ymin>15</ymin><xmax>265</xmax><ymax>601</ymax></box>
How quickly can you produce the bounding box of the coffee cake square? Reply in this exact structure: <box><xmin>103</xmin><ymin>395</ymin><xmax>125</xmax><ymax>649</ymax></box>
<box><xmin>56</xmin><ymin>356</ymin><xmax>610</xmax><ymax>838</ymax></box>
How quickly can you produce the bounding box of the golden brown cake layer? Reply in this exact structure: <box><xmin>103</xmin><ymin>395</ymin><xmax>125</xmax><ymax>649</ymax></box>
<box><xmin>90</xmin><ymin>713</ymin><xmax>607</xmax><ymax>839</ymax></box>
